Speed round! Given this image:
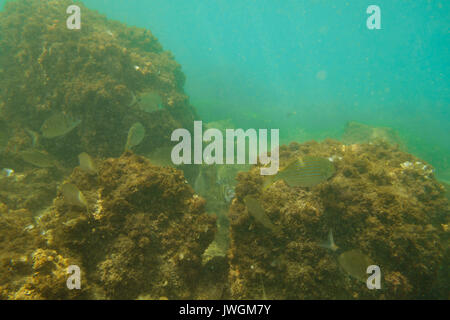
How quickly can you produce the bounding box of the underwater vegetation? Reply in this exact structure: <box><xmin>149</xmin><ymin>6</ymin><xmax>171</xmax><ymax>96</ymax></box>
<box><xmin>0</xmin><ymin>0</ymin><xmax>197</xmax><ymax>169</ymax></box>
<box><xmin>0</xmin><ymin>0</ymin><xmax>448</xmax><ymax>300</ymax></box>
<box><xmin>228</xmin><ymin>140</ymin><xmax>449</xmax><ymax>299</ymax></box>
<box><xmin>0</xmin><ymin>153</ymin><xmax>217</xmax><ymax>299</ymax></box>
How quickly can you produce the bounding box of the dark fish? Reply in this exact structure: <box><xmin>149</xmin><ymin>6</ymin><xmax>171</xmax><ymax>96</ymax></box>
<box><xmin>244</xmin><ymin>196</ymin><xmax>281</xmax><ymax>233</ymax></box>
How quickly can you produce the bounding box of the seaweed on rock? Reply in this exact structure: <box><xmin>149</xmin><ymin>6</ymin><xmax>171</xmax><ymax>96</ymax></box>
<box><xmin>228</xmin><ymin>140</ymin><xmax>449</xmax><ymax>299</ymax></box>
<box><xmin>38</xmin><ymin>152</ymin><xmax>216</xmax><ymax>299</ymax></box>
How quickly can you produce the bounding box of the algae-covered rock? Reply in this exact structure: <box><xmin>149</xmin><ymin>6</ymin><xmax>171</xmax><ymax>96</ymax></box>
<box><xmin>39</xmin><ymin>152</ymin><xmax>216</xmax><ymax>299</ymax></box>
<box><xmin>0</xmin><ymin>168</ymin><xmax>60</xmax><ymax>211</ymax></box>
<box><xmin>228</xmin><ymin>140</ymin><xmax>449</xmax><ymax>299</ymax></box>
<box><xmin>341</xmin><ymin>121</ymin><xmax>403</xmax><ymax>147</ymax></box>
<box><xmin>0</xmin><ymin>0</ymin><xmax>197</xmax><ymax>165</ymax></box>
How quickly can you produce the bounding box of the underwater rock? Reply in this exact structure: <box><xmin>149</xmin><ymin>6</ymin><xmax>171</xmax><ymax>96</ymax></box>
<box><xmin>0</xmin><ymin>168</ymin><xmax>59</xmax><ymax>211</ymax></box>
<box><xmin>228</xmin><ymin>139</ymin><xmax>449</xmax><ymax>299</ymax></box>
<box><xmin>341</xmin><ymin>121</ymin><xmax>403</xmax><ymax>147</ymax></box>
<box><xmin>0</xmin><ymin>0</ymin><xmax>197</xmax><ymax>163</ymax></box>
<box><xmin>0</xmin><ymin>205</ymin><xmax>87</xmax><ymax>299</ymax></box>
<box><xmin>37</xmin><ymin>152</ymin><xmax>216</xmax><ymax>299</ymax></box>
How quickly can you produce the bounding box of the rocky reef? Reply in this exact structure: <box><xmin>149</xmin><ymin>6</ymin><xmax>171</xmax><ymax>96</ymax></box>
<box><xmin>228</xmin><ymin>140</ymin><xmax>449</xmax><ymax>299</ymax></box>
<box><xmin>0</xmin><ymin>0</ymin><xmax>448</xmax><ymax>301</ymax></box>
<box><xmin>0</xmin><ymin>0</ymin><xmax>196</xmax><ymax>169</ymax></box>
<box><xmin>0</xmin><ymin>152</ymin><xmax>216</xmax><ymax>299</ymax></box>
<box><xmin>341</xmin><ymin>121</ymin><xmax>403</xmax><ymax>147</ymax></box>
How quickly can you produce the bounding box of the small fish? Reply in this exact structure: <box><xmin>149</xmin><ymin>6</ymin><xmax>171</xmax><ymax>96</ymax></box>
<box><xmin>319</xmin><ymin>229</ymin><xmax>339</xmax><ymax>252</ymax></box>
<box><xmin>137</xmin><ymin>91</ymin><xmax>164</xmax><ymax>113</ymax></box>
<box><xmin>145</xmin><ymin>146</ymin><xmax>175</xmax><ymax>167</ymax></box>
<box><xmin>265</xmin><ymin>156</ymin><xmax>335</xmax><ymax>189</ymax></box>
<box><xmin>1</xmin><ymin>168</ymin><xmax>14</xmax><ymax>177</ymax></box>
<box><xmin>259</xmin><ymin>273</ymin><xmax>268</xmax><ymax>300</ymax></box>
<box><xmin>244</xmin><ymin>196</ymin><xmax>281</xmax><ymax>233</ymax></box>
<box><xmin>222</xmin><ymin>184</ymin><xmax>235</xmax><ymax>204</ymax></box>
<box><xmin>194</xmin><ymin>167</ymin><xmax>208</xmax><ymax>196</ymax></box>
<box><xmin>128</xmin><ymin>92</ymin><xmax>138</xmax><ymax>108</ymax></box>
<box><xmin>60</xmin><ymin>183</ymin><xmax>88</xmax><ymax>209</ymax></box>
<box><xmin>23</xmin><ymin>224</ymin><xmax>35</xmax><ymax>231</ymax></box>
<box><xmin>125</xmin><ymin>122</ymin><xmax>146</xmax><ymax>151</ymax></box>
<box><xmin>41</xmin><ymin>112</ymin><xmax>81</xmax><ymax>139</ymax></box>
<box><xmin>338</xmin><ymin>249</ymin><xmax>375</xmax><ymax>283</ymax></box>
<box><xmin>78</xmin><ymin>152</ymin><xmax>97</xmax><ymax>175</ymax></box>
<box><xmin>20</xmin><ymin>149</ymin><xmax>56</xmax><ymax>168</ymax></box>
<box><xmin>320</xmin><ymin>229</ymin><xmax>375</xmax><ymax>283</ymax></box>
<box><xmin>25</xmin><ymin>129</ymin><xmax>40</xmax><ymax>147</ymax></box>
<box><xmin>286</xmin><ymin>111</ymin><xmax>297</xmax><ymax>117</ymax></box>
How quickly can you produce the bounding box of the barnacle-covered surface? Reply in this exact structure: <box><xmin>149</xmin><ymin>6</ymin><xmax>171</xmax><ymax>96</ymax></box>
<box><xmin>0</xmin><ymin>0</ymin><xmax>196</xmax><ymax>166</ymax></box>
<box><xmin>228</xmin><ymin>140</ymin><xmax>449</xmax><ymax>299</ymax></box>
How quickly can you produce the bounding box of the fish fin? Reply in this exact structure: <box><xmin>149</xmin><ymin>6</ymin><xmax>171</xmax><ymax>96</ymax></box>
<box><xmin>262</xmin><ymin>175</ymin><xmax>276</xmax><ymax>191</ymax></box>
<box><xmin>319</xmin><ymin>229</ymin><xmax>339</xmax><ymax>252</ymax></box>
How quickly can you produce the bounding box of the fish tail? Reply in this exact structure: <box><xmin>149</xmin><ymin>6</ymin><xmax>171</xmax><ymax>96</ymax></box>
<box><xmin>319</xmin><ymin>229</ymin><xmax>339</xmax><ymax>252</ymax></box>
<box><xmin>262</xmin><ymin>175</ymin><xmax>276</xmax><ymax>191</ymax></box>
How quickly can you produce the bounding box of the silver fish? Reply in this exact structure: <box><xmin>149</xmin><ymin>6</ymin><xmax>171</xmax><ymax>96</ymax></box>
<box><xmin>125</xmin><ymin>122</ymin><xmax>146</xmax><ymax>151</ymax></box>
<box><xmin>320</xmin><ymin>230</ymin><xmax>375</xmax><ymax>282</ymax></box>
<box><xmin>20</xmin><ymin>149</ymin><xmax>56</xmax><ymax>168</ymax></box>
<box><xmin>244</xmin><ymin>196</ymin><xmax>281</xmax><ymax>233</ymax></box>
<box><xmin>78</xmin><ymin>152</ymin><xmax>97</xmax><ymax>175</ymax></box>
<box><xmin>41</xmin><ymin>112</ymin><xmax>81</xmax><ymax>138</ymax></box>
<box><xmin>60</xmin><ymin>183</ymin><xmax>88</xmax><ymax>208</ymax></box>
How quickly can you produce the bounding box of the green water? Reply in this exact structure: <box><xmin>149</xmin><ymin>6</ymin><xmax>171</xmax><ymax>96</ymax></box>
<box><xmin>0</xmin><ymin>0</ymin><xmax>448</xmax><ymax>301</ymax></box>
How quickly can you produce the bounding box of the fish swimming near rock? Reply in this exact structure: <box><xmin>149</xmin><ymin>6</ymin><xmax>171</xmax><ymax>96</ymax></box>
<box><xmin>25</xmin><ymin>129</ymin><xmax>40</xmax><ymax>147</ymax></box>
<box><xmin>78</xmin><ymin>152</ymin><xmax>97</xmax><ymax>175</ymax></box>
<box><xmin>194</xmin><ymin>167</ymin><xmax>208</xmax><ymax>196</ymax></box>
<box><xmin>337</xmin><ymin>249</ymin><xmax>375</xmax><ymax>283</ymax></box>
<box><xmin>125</xmin><ymin>122</ymin><xmax>146</xmax><ymax>151</ymax></box>
<box><xmin>20</xmin><ymin>149</ymin><xmax>56</xmax><ymax>168</ymax></box>
<box><xmin>320</xmin><ymin>229</ymin><xmax>339</xmax><ymax>252</ymax></box>
<box><xmin>40</xmin><ymin>112</ymin><xmax>81</xmax><ymax>138</ymax></box>
<box><xmin>146</xmin><ymin>146</ymin><xmax>176</xmax><ymax>167</ymax></box>
<box><xmin>60</xmin><ymin>183</ymin><xmax>88</xmax><ymax>209</ymax></box>
<box><xmin>244</xmin><ymin>195</ymin><xmax>281</xmax><ymax>233</ymax></box>
<box><xmin>265</xmin><ymin>156</ymin><xmax>335</xmax><ymax>189</ymax></box>
<box><xmin>137</xmin><ymin>91</ymin><xmax>163</xmax><ymax>113</ymax></box>
<box><xmin>222</xmin><ymin>184</ymin><xmax>235</xmax><ymax>204</ymax></box>
<box><xmin>320</xmin><ymin>230</ymin><xmax>375</xmax><ymax>283</ymax></box>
